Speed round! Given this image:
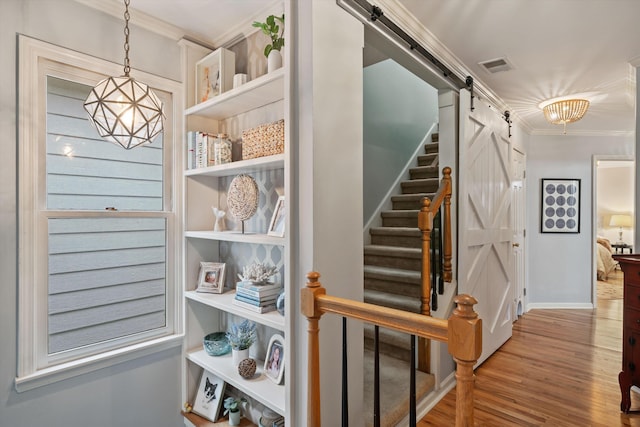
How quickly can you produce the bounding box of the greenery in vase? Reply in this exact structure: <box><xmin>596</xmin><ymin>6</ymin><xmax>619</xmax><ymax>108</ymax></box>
<box><xmin>237</xmin><ymin>262</ymin><xmax>278</xmax><ymax>284</ymax></box>
<box><xmin>226</xmin><ymin>319</ymin><xmax>257</xmax><ymax>350</ymax></box>
<box><xmin>223</xmin><ymin>396</ymin><xmax>247</xmax><ymax>415</ymax></box>
<box><xmin>252</xmin><ymin>14</ymin><xmax>285</xmax><ymax>57</ymax></box>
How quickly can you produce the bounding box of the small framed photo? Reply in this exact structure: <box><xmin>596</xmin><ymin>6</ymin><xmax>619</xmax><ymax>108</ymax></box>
<box><xmin>268</xmin><ymin>196</ymin><xmax>285</xmax><ymax>237</ymax></box>
<box><xmin>264</xmin><ymin>334</ymin><xmax>285</xmax><ymax>384</ymax></box>
<box><xmin>197</xmin><ymin>262</ymin><xmax>226</xmax><ymax>293</ymax></box>
<box><xmin>195</xmin><ymin>47</ymin><xmax>236</xmax><ymax>104</ymax></box>
<box><xmin>540</xmin><ymin>178</ymin><xmax>581</xmax><ymax>233</ymax></box>
<box><xmin>192</xmin><ymin>370</ymin><xmax>226</xmax><ymax>422</ymax></box>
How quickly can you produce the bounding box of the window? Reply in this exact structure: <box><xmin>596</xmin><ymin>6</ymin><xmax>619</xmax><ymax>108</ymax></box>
<box><xmin>17</xmin><ymin>36</ymin><xmax>183</xmax><ymax>391</ymax></box>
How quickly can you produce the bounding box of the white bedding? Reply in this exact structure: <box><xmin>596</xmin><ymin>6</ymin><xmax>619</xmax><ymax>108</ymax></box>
<box><xmin>597</xmin><ymin>239</ymin><xmax>617</xmax><ymax>280</ymax></box>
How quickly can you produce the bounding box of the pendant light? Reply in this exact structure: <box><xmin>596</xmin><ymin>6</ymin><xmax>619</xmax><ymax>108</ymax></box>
<box><xmin>84</xmin><ymin>0</ymin><xmax>164</xmax><ymax>150</ymax></box>
<box><xmin>540</xmin><ymin>98</ymin><xmax>589</xmax><ymax>134</ymax></box>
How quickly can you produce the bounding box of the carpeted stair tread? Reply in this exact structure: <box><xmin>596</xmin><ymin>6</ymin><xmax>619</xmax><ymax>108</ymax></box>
<box><xmin>369</xmin><ymin>227</ymin><xmax>422</xmax><ymax>248</ymax></box>
<box><xmin>363</xmin><ymin>324</ymin><xmax>416</xmax><ymax>349</ymax></box>
<box><xmin>364</xmin><ymin>245</ymin><xmax>421</xmax><ymax>258</ymax></box>
<box><xmin>401</xmin><ymin>178</ymin><xmax>440</xmax><ymax>194</ymax></box>
<box><xmin>364</xmin><ymin>265</ymin><xmax>421</xmax><ymax>284</ymax></box>
<box><xmin>424</xmin><ymin>141</ymin><xmax>439</xmax><ymax>153</ymax></box>
<box><xmin>410</xmin><ymin>165</ymin><xmax>440</xmax><ymax>180</ymax></box>
<box><xmin>391</xmin><ymin>193</ymin><xmax>435</xmax><ymax>210</ymax></box>
<box><xmin>363</xmin><ymin>349</ymin><xmax>435</xmax><ymax>427</ymax></box>
<box><xmin>364</xmin><ymin>289</ymin><xmax>421</xmax><ymax>312</ymax></box>
<box><xmin>417</xmin><ymin>153</ymin><xmax>438</xmax><ymax>166</ymax></box>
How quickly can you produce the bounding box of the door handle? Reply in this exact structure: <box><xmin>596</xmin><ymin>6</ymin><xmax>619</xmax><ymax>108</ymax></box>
<box><xmin>512</xmin><ymin>243</ymin><xmax>520</xmax><ymax>247</ymax></box>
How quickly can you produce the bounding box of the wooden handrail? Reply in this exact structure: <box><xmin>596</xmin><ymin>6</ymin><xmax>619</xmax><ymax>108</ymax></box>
<box><xmin>301</xmin><ymin>272</ymin><xmax>481</xmax><ymax>427</ymax></box>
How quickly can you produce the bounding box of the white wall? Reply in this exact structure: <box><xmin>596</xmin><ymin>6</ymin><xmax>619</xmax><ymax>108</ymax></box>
<box><xmin>295</xmin><ymin>1</ymin><xmax>364</xmax><ymax>425</ymax></box>
<box><xmin>526</xmin><ymin>134</ymin><xmax>634</xmax><ymax>307</ymax></box>
<box><xmin>0</xmin><ymin>1</ymin><xmax>182</xmax><ymax>426</ymax></box>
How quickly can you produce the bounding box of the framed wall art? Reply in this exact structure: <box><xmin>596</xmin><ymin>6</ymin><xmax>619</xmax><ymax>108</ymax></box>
<box><xmin>196</xmin><ymin>262</ymin><xmax>226</xmax><ymax>293</ymax></box>
<box><xmin>192</xmin><ymin>370</ymin><xmax>226</xmax><ymax>422</ymax></box>
<box><xmin>540</xmin><ymin>178</ymin><xmax>580</xmax><ymax>233</ymax></box>
<box><xmin>268</xmin><ymin>196</ymin><xmax>285</xmax><ymax>237</ymax></box>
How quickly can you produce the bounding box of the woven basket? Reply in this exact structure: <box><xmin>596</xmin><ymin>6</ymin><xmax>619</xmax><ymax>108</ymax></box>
<box><xmin>241</xmin><ymin>119</ymin><xmax>284</xmax><ymax>160</ymax></box>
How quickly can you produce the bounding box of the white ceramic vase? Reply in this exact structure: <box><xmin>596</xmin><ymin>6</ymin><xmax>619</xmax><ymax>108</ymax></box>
<box><xmin>228</xmin><ymin>410</ymin><xmax>241</xmax><ymax>426</ymax></box>
<box><xmin>232</xmin><ymin>348</ymin><xmax>250</xmax><ymax>366</ymax></box>
<box><xmin>267</xmin><ymin>50</ymin><xmax>282</xmax><ymax>73</ymax></box>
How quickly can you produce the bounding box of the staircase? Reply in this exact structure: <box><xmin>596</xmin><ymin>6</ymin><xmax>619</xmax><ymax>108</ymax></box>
<box><xmin>363</xmin><ymin>134</ymin><xmax>441</xmax><ymax>426</ymax></box>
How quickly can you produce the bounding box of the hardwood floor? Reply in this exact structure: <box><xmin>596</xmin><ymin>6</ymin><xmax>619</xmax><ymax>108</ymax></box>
<box><xmin>419</xmin><ymin>277</ymin><xmax>640</xmax><ymax>426</ymax></box>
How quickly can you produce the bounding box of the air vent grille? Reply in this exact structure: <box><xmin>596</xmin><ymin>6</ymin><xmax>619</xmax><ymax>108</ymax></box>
<box><xmin>479</xmin><ymin>57</ymin><xmax>513</xmax><ymax>73</ymax></box>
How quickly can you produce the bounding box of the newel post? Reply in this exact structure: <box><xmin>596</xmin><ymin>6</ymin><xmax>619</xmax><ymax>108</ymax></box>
<box><xmin>448</xmin><ymin>294</ymin><xmax>482</xmax><ymax>427</ymax></box>
<box><xmin>301</xmin><ymin>272</ymin><xmax>326</xmax><ymax>427</ymax></box>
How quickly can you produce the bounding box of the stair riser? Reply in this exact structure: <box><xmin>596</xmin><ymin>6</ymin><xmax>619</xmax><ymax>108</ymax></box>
<box><xmin>364</xmin><ymin>277</ymin><xmax>421</xmax><ymax>298</ymax></box>
<box><xmin>410</xmin><ymin>168</ymin><xmax>439</xmax><ymax>180</ymax></box>
<box><xmin>370</xmin><ymin>234</ymin><xmax>422</xmax><ymax>248</ymax></box>
<box><xmin>365</xmin><ymin>254</ymin><xmax>421</xmax><ymax>271</ymax></box>
<box><xmin>364</xmin><ymin>340</ymin><xmax>413</xmax><ymax>362</ymax></box>
<box><xmin>392</xmin><ymin>200</ymin><xmax>424</xmax><ymax>210</ymax></box>
<box><xmin>382</xmin><ymin>217</ymin><xmax>418</xmax><ymax>228</ymax></box>
<box><xmin>401</xmin><ymin>181</ymin><xmax>440</xmax><ymax>194</ymax></box>
<box><xmin>417</xmin><ymin>155</ymin><xmax>437</xmax><ymax>167</ymax></box>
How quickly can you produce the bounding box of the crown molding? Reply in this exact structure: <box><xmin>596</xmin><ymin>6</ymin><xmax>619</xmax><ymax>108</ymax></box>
<box><xmin>530</xmin><ymin>128</ymin><xmax>634</xmax><ymax>138</ymax></box>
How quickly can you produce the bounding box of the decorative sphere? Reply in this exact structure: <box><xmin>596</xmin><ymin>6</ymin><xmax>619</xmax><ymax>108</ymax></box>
<box><xmin>227</xmin><ymin>174</ymin><xmax>259</xmax><ymax>222</ymax></box>
<box><xmin>238</xmin><ymin>358</ymin><xmax>257</xmax><ymax>378</ymax></box>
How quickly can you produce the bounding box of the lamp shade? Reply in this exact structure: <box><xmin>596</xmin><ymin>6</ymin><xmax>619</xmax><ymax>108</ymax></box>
<box><xmin>610</xmin><ymin>214</ymin><xmax>633</xmax><ymax>228</ymax></box>
<box><xmin>84</xmin><ymin>76</ymin><xmax>164</xmax><ymax>150</ymax></box>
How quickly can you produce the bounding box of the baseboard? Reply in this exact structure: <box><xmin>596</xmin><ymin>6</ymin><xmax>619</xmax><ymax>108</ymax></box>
<box><xmin>526</xmin><ymin>302</ymin><xmax>594</xmax><ymax>310</ymax></box>
<box><xmin>393</xmin><ymin>371</ymin><xmax>456</xmax><ymax>426</ymax></box>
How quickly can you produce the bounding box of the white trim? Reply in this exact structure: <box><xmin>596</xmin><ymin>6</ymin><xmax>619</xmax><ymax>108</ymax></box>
<box><xmin>15</xmin><ymin>335</ymin><xmax>183</xmax><ymax>392</ymax></box>
<box><xmin>530</xmin><ymin>128</ymin><xmax>634</xmax><ymax>137</ymax></box>
<box><xmin>526</xmin><ymin>303</ymin><xmax>594</xmax><ymax>310</ymax></box>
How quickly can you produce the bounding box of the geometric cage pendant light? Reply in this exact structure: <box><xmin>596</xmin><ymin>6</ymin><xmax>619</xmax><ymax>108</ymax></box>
<box><xmin>540</xmin><ymin>98</ymin><xmax>590</xmax><ymax>134</ymax></box>
<box><xmin>84</xmin><ymin>0</ymin><xmax>164</xmax><ymax>150</ymax></box>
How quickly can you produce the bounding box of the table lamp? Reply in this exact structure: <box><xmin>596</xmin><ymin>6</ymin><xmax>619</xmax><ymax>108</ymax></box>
<box><xmin>610</xmin><ymin>214</ymin><xmax>633</xmax><ymax>244</ymax></box>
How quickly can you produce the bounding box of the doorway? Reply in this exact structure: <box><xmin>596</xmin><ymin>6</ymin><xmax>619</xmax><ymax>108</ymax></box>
<box><xmin>593</xmin><ymin>156</ymin><xmax>635</xmax><ymax>307</ymax></box>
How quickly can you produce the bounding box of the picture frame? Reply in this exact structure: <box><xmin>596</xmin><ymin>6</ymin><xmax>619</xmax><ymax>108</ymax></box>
<box><xmin>264</xmin><ymin>334</ymin><xmax>285</xmax><ymax>384</ymax></box>
<box><xmin>540</xmin><ymin>178</ymin><xmax>581</xmax><ymax>233</ymax></box>
<box><xmin>268</xmin><ymin>196</ymin><xmax>285</xmax><ymax>237</ymax></box>
<box><xmin>192</xmin><ymin>370</ymin><xmax>226</xmax><ymax>422</ymax></box>
<box><xmin>196</xmin><ymin>262</ymin><xmax>226</xmax><ymax>294</ymax></box>
<box><xmin>195</xmin><ymin>47</ymin><xmax>236</xmax><ymax>104</ymax></box>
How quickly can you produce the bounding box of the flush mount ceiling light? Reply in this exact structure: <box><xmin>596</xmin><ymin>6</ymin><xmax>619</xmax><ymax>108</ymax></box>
<box><xmin>539</xmin><ymin>98</ymin><xmax>590</xmax><ymax>134</ymax></box>
<box><xmin>84</xmin><ymin>0</ymin><xmax>163</xmax><ymax>150</ymax></box>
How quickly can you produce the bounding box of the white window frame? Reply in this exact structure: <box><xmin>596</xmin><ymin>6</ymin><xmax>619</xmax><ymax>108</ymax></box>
<box><xmin>16</xmin><ymin>36</ymin><xmax>183</xmax><ymax>392</ymax></box>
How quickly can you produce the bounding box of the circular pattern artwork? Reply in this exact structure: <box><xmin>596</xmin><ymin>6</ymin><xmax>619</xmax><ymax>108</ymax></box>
<box><xmin>541</xmin><ymin>179</ymin><xmax>580</xmax><ymax>233</ymax></box>
<box><xmin>227</xmin><ymin>174</ymin><xmax>259</xmax><ymax>222</ymax></box>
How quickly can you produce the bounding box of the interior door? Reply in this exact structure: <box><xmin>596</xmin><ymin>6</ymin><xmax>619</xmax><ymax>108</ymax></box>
<box><xmin>512</xmin><ymin>149</ymin><xmax>526</xmax><ymax>318</ymax></box>
<box><xmin>458</xmin><ymin>89</ymin><xmax>513</xmax><ymax>365</ymax></box>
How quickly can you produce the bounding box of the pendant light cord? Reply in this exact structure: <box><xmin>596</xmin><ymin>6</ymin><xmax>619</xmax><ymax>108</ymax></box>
<box><xmin>123</xmin><ymin>0</ymin><xmax>131</xmax><ymax>76</ymax></box>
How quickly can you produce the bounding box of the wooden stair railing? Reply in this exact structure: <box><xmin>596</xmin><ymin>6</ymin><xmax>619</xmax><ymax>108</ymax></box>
<box><xmin>302</xmin><ymin>271</ymin><xmax>482</xmax><ymax>427</ymax></box>
<box><xmin>417</xmin><ymin>166</ymin><xmax>453</xmax><ymax>372</ymax></box>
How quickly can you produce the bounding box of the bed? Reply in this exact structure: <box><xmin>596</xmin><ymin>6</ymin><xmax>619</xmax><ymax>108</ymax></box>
<box><xmin>597</xmin><ymin>237</ymin><xmax>617</xmax><ymax>280</ymax></box>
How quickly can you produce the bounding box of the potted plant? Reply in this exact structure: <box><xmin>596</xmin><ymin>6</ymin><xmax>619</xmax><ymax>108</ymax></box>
<box><xmin>252</xmin><ymin>14</ymin><xmax>285</xmax><ymax>72</ymax></box>
<box><xmin>237</xmin><ymin>262</ymin><xmax>278</xmax><ymax>285</ymax></box>
<box><xmin>226</xmin><ymin>319</ymin><xmax>257</xmax><ymax>365</ymax></box>
<box><xmin>223</xmin><ymin>396</ymin><xmax>247</xmax><ymax>426</ymax></box>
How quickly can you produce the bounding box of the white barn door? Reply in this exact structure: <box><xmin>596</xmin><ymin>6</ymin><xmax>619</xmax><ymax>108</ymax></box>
<box><xmin>458</xmin><ymin>89</ymin><xmax>513</xmax><ymax>365</ymax></box>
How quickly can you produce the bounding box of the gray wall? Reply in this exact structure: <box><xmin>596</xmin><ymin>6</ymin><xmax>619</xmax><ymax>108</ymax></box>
<box><xmin>363</xmin><ymin>59</ymin><xmax>438</xmax><ymax>221</ymax></box>
<box><xmin>1</xmin><ymin>1</ymin><xmax>182</xmax><ymax>426</ymax></box>
<box><xmin>526</xmin><ymin>134</ymin><xmax>634</xmax><ymax>306</ymax></box>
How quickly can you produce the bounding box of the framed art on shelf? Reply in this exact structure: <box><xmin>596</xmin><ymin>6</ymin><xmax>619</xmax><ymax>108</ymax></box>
<box><xmin>192</xmin><ymin>370</ymin><xmax>226</xmax><ymax>422</ymax></box>
<box><xmin>540</xmin><ymin>178</ymin><xmax>580</xmax><ymax>233</ymax></box>
<box><xmin>268</xmin><ymin>196</ymin><xmax>285</xmax><ymax>237</ymax></box>
<box><xmin>264</xmin><ymin>334</ymin><xmax>285</xmax><ymax>384</ymax></box>
<box><xmin>195</xmin><ymin>47</ymin><xmax>236</xmax><ymax>104</ymax></box>
<box><xmin>196</xmin><ymin>262</ymin><xmax>226</xmax><ymax>294</ymax></box>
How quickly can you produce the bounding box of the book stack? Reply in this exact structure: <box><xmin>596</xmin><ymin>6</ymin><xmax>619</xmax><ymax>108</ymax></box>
<box><xmin>232</xmin><ymin>281</ymin><xmax>282</xmax><ymax>313</ymax></box>
<box><xmin>186</xmin><ymin>131</ymin><xmax>215</xmax><ymax>169</ymax></box>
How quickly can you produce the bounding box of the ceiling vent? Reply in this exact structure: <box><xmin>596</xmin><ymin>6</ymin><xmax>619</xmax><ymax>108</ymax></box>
<box><xmin>479</xmin><ymin>57</ymin><xmax>513</xmax><ymax>73</ymax></box>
